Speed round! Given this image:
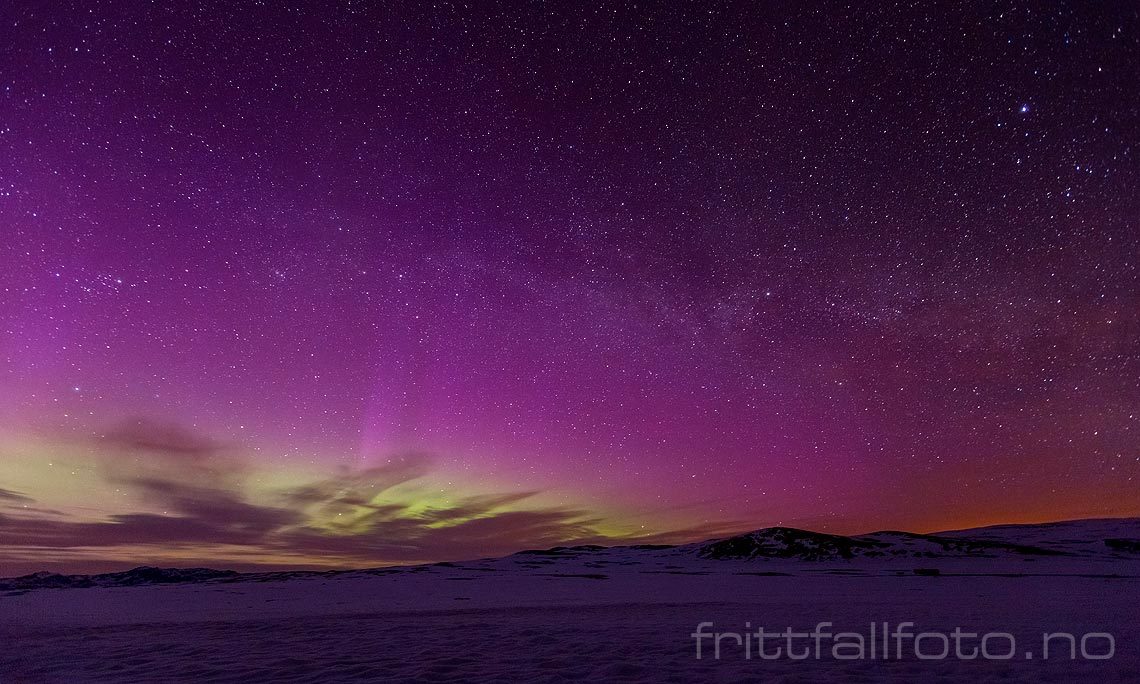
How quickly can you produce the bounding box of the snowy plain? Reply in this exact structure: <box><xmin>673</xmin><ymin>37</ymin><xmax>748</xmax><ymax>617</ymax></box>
<box><xmin>1</xmin><ymin>518</ymin><xmax>1138</xmax><ymax>682</ymax></box>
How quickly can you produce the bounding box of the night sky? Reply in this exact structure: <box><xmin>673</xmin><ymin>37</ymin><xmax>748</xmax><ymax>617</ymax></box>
<box><xmin>1</xmin><ymin>2</ymin><xmax>1137</xmax><ymax>573</ymax></box>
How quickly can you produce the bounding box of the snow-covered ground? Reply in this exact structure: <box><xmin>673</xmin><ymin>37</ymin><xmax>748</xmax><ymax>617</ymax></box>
<box><xmin>2</xmin><ymin>518</ymin><xmax>1138</xmax><ymax>682</ymax></box>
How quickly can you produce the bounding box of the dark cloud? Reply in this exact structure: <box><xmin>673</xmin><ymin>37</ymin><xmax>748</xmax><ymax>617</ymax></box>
<box><xmin>0</xmin><ymin>511</ymin><xmax>230</xmax><ymax>548</ymax></box>
<box><xmin>0</xmin><ymin>488</ymin><xmax>34</xmax><ymax>504</ymax></box>
<box><xmin>99</xmin><ymin>418</ymin><xmax>223</xmax><ymax>459</ymax></box>
<box><xmin>130</xmin><ymin>477</ymin><xmax>303</xmax><ymax>535</ymax></box>
<box><xmin>3</xmin><ymin>420</ymin><xmax>740</xmax><ymax>570</ymax></box>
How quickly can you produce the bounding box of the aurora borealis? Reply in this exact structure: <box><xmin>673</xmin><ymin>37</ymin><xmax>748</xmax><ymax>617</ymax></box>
<box><xmin>1</xmin><ymin>2</ymin><xmax>1138</xmax><ymax>574</ymax></box>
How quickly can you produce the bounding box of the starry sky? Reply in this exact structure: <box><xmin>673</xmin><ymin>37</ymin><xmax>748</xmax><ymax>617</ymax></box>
<box><xmin>1</xmin><ymin>2</ymin><xmax>1138</xmax><ymax>574</ymax></box>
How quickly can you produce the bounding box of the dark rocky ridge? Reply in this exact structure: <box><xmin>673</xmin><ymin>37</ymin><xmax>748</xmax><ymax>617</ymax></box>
<box><xmin>697</xmin><ymin>527</ymin><xmax>1070</xmax><ymax>560</ymax></box>
<box><xmin>0</xmin><ymin>567</ymin><xmax>240</xmax><ymax>591</ymax></box>
<box><xmin>698</xmin><ymin>527</ymin><xmax>879</xmax><ymax>560</ymax></box>
<box><xmin>1105</xmin><ymin>538</ymin><xmax>1140</xmax><ymax>554</ymax></box>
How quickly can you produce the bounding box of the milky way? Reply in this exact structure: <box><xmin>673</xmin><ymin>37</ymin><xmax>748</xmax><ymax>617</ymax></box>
<box><xmin>0</xmin><ymin>2</ymin><xmax>1137</xmax><ymax>572</ymax></box>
